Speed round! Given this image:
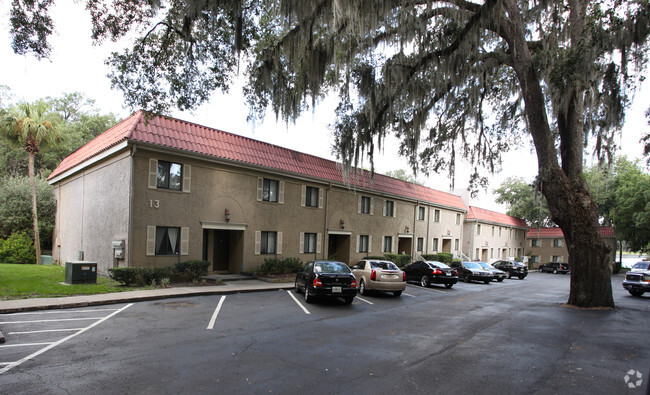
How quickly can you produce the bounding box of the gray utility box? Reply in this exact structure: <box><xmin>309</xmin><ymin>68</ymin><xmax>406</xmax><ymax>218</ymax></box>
<box><xmin>65</xmin><ymin>261</ymin><xmax>97</xmax><ymax>284</ymax></box>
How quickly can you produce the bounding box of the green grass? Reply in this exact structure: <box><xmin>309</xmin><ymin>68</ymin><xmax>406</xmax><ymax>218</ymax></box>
<box><xmin>0</xmin><ymin>264</ymin><xmax>152</xmax><ymax>300</ymax></box>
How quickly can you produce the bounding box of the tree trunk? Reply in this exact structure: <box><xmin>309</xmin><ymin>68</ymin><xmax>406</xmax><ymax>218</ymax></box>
<box><xmin>28</xmin><ymin>152</ymin><xmax>41</xmax><ymax>265</ymax></box>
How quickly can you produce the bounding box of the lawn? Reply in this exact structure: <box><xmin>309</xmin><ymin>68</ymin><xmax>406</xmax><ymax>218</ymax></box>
<box><xmin>0</xmin><ymin>264</ymin><xmax>151</xmax><ymax>300</ymax></box>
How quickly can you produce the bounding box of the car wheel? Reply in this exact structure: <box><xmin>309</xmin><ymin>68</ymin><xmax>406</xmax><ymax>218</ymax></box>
<box><xmin>518</xmin><ymin>275</ymin><xmax>526</xmax><ymax>280</ymax></box>
<box><xmin>464</xmin><ymin>274</ymin><xmax>471</xmax><ymax>283</ymax></box>
<box><xmin>359</xmin><ymin>279</ymin><xmax>367</xmax><ymax>295</ymax></box>
<box><xmin>483</xmin><ymin>279</ymin><xmax>491</xmax><ymax>284</ymax></box>
<box><xmin>445</xmin><ymin>283</ymin><xmax>453</xmax><ymax>289</ymax></box>
<box><xmin>294</xmin><ymin>280</ymin><xmax>302</xmax><ymax>294</ymax></box>
<box><xmin>393</xmin><ymin>290</ymin><xmax>402</xmax><ymax>297</ymax></box>
<box><xmin>553</xmin><ymin>269</ymin><xmax>558</xmax><ymax>274</ymax></box>
<box><xmin>497</xmin><ymin>278</ymin><xmax>504</xmax><ymax>282</ymax></box>
<box><xmin>420</xmin><ymin>275</ymin><xmax>430</xmax><ymax>287</ymax></box>
<box><xmin>304</xmin><ymin>286</ymin><xmax>313</xmax><ymax>303</ymax></box>
<box><xmin>344</xmin><ymin>297</ymin><xmax>354</xmax><ymax>304</ymax></box>
<box><xmin>507</xmin><ymin>272</ymin><xmax>512</xmax><ymax>279</ymax></box>
<box><xmin>629</xmin><ymin>290</ymin><xmax>644</xmax><ymax>297</ymax></box>
<box><xmin>539</xmin><ymin>267</ymin><xmax>543</xmax><ymax>272</ymax></box>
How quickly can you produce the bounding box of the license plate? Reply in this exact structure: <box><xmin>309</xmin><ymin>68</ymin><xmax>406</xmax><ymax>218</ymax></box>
<box><xmin>332</xmin><ymin>286</ymin><xmax>342</xmax><ymax>293</ymax></box>
<box><xmin>445</xmin><ymin>272</ymin><xmax>450</xmax><ymax>276</ymax></box>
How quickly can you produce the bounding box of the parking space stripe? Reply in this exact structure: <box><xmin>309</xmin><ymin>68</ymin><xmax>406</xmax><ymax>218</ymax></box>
<box><xmin>402</xmin><ymin>292</ymin><xmax>416</xmax><ymax>297</ymax></box>
<box><xmin>0</xmin><ymin>303</ymin><xmax>133</xmax><ymax>375</ymax></box>
<box><xmin>0</xmin><ymin>343</ymin><xmax>53</xmax><ymax>348</ymax></box>
<box><xmin>9</xmin><ymin>328</ymin><xmax>84</xmax><ymax>335</ymax></box>
<box><xmin>286</xmin><ymin>291</ymin><xmax>310</xmax><ymax>314</ymax></box>
<box><xmin>206</xmin><ymin>296</ymin><xmax>226</xmax><ymax>329</ymax></box>
<box><xmin>4</xmin><ymin>309</ymin><xmax>120</xmax><ymax>316</ymax></box>
<box><xmin>356</xmin><ymin>296</ymin><xmax>374</xmax><ymax>305</ymax></box>
<box><xmin>0</xmin><ymin>318</ymin><xmax>104</xmax><ymax>324</ymax></box>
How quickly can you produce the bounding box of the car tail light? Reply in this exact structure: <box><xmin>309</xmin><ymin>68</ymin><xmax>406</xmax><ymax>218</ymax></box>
<box><xmin>432</xmin><ymin>269</ymin><xmax>443</xmax><ymax>275</ymax></box>
<box><xmin>351</xmin><ymin>279</ymin><xmax>357</xmax><ymax>288</ymax></box>
<box><xmin>370</xmin><ymin>270</ymin><xmax>376</xmax><ymax>281</ymax></box>
<box><xmin>402</xmin><ymin>272</ymin><xmax>407</xmax><ymax>282</ymax></box>
<box><xmin>313</xmin><ymin>278</ymin><xmax>323</xmax><ymax>287</ymax></box>
<box><xmin>453</xmin><ymin>270</ymin><xmax>458</xmax><ymax>276</ymax></box>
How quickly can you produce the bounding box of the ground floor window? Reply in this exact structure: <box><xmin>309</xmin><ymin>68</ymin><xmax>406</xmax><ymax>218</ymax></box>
<box><xmin>383</xmin><ymin>236</ymin><xmax>392</xmax><ymax>253</ymax></box>
<box><xmin>417</xmin><ymin>237</ymin><xmax>424</xmax><ymax>252</ymax></box>
<box><xmin>359</xmin><ymin>235</ymin><xmax>370</xmax><ymax>253</ymax></box>
<box><xmin>156</xmin><ymin>227</ymin><xmax>180</xmax><ymax>255</ymax></box>
<box><xmin>261</xmin><ymin>231</ymin><xmax>277</xmax><ymax>254</ymax></box>
<box><xmin>304</xmin><ymin>233</ymin><xmax>316</xmax><ymax>253</ymax></box>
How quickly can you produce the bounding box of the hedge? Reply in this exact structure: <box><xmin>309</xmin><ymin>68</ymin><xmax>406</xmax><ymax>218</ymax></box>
<box><xmin>109</xmin><ymin>260</ymin><xmax>210</xmax><ymax>286</ymax></box>
<box><xmin>0</xmin><ymin>232</ymin><xmax>36</xmax><ymax>265</ymax></box>
<box><xmin>174</xmin><ymin>260</ymin><xmax>211</xmax><ymax>282</ymax></box>
<box><xmin>256</xmin><ymin>257</ymin><xmax>303</xmax><ymax>276</ymax></box>
<box><xmin>421</xmin><ymin>253</ymin><xmax>454</xmax><ymax>264</ymax></box>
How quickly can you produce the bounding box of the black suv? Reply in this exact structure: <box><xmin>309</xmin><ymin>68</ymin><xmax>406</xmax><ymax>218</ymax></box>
<box><xmin>492</xmin><ymin>260</ymin><xmax>528</xmax><ymax>279</ymax></box>
<box><xmin>539</xmin><ymin>262</ymin><xmax>569</xmax><ymax>274</ymax></box>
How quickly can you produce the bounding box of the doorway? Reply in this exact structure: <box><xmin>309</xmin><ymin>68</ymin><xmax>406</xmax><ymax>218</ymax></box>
<box><xmin>202</xmin><ymin>229</ymin><xmax>244</xmax><ymax>273</ymax></box>
<box><xmin>327</xmin><ymin>233</ymin><xmax>350</xmax><ymax>264</ymax></box>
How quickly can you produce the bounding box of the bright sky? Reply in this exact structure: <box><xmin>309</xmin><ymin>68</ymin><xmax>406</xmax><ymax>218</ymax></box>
<box><xmin>1</xmin><ymin>2</ymin><xmax>648</xmax><ymax>213</ymax></box>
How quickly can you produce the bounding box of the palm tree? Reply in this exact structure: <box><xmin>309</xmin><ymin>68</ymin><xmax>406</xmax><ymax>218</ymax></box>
<box><xmin>0</xmin><ymin>101</ymin><xmax>60</xmax><ymax>264</ymax></box>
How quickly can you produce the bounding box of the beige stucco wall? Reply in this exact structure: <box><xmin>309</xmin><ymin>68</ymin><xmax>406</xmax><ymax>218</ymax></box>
<box><xmin>463</xmin><ymin>221</ymin><xmax>527</xmax><ymax>262</ymax></box>
<box><xmin>51</xmin><ymin>150</ymin><xmax>132</xmax><ymax>275</ymax></box>
<box><xmin>525</xmin><ymin>236</ymin><xmax>617</xmax><ymax>269</ymax></box>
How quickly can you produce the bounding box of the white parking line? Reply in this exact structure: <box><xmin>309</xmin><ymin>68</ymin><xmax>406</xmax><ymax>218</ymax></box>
<box><xmin>9</xmin><ymin>328</ymin><xmax>85</xmax><ymax>335</ymax></box>
<box><xmin>356</xmin><ymin>296</ymin><xmax>374</xmax><ymax>305</ymax></box>
<box><xmin>0</xmin><ymin>318</ymin><xmax>104</xmax><ymax>324</ymax></box>
<box><xmin>0</xmin><ymin>343</ymin><xmax>53</xmax><ymax>348</ymax></box>
<box><xmin>0</xmin><ymin>303</ymin><xmax>133</xmax><ymax>375</ymax></box>
<box><xmin>286</xmin><ymin>291</ymin><xmax>311</xmax><ymax>314</ymax></box>
<box><xmin>207</xmin><ymin>295</ymin><xmax>226</xmax><ymax>329</ymax></box>
<box><xmin>4</xmin><ymin>309</ymin><xmax>120</xmax><ymax>316</ymax></box>
<box><xmin>407</xmin><ymin>284</ymin><xmax>447</xmax><ymax>294</ymax></box>
<box><xmin>402</xmin><ymin>292</ymin><xmax>416</xmax><ymax>297</ymax></box>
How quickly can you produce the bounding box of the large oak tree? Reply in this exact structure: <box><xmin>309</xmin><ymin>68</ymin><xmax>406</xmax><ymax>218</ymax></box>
<box><xmin>9</xmin><ymin>0</ymin><xmax>650</xmax><ymax>307</ymax></box>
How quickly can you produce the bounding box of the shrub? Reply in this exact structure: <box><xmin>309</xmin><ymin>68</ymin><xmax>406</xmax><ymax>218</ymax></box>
<box><xmin>0</xmin><ymin>232</ymin><xmax>36</xmax><ymax>264</ymax></box>
<box><xmin>421</xmin><ymin>253</ymin><xmax>453</xmax><ymax>264</ymax></box>
<box><xmin>108</xmin><ymin>266</ymin><xmax>173</xmax><ymax>286</ymax></box>
<box><xmin>174</xmin><ymin>260</ymin><xmax>211</xmax><ymax>282</ymax></box>
<box><xmin>256</xmin><ymin>257</ymin><xmax>303</xmax><ymax>276</ymax></box>
<box><xmin>382</xmin><ymin>254</ymin><xmax>412</xmax><ymax>268</ymax></box>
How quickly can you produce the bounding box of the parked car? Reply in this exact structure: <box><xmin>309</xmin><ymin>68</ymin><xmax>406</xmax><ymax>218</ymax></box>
<box><xmin>294</xmin><ymin>260</ymin><xmax>357</xmax><ymax>304</ymax></box>
<box><xmin>403</xmin><ymin>260</ymin><xmax>458</xmax><ymax>288</ymax></box>
<box><xmin>350</xmin><ymin>260</ymin><xmax>406</xmax><ymax>296</ymax></box>
<box><xmin>477</xmin><ymin>262</ymin><xmax>506</xmax><ymax>282</ymax></box>
<box><xmin>539</xmin><ymin>262</ymin><xmax>569</xmax><ymax>274</ymax></box>
<box><xmin>492</xmin><ymin>260</ymin><xmax>528</xmax><ymax>279</ymax></box>
<box><xmin>622</xmin><ymin>261</ymin><xmax>650</xmax><ymax>297</ymax></box>
<box><xmin>450</xmin><ymin>262</ymin><xmax>496</xmax><ymax>284</ymax></box>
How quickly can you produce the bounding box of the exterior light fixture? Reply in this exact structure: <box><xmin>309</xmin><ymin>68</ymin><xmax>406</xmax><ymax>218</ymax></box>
<box><xmin>225</xmin><ymin>209</ymin><xmax>231</xmax><ymax>222</ymax></box>
<box><xmin>405</xmin><ymin>226</ymin><xmax>410</xmax><ymax>233</ymax></box>
<box><xmin>340</xmin><ymin>219</ymin><xmax>345</xmax><ymax>229</ymax></box>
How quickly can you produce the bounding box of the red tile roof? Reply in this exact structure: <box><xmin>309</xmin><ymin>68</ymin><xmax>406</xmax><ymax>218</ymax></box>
<box><xmin>48</xmin><ymin>111</ymin><xmax>467</xmax><ymax>211</ymax></box>
<box><xmin>466</xmin><ymin>206</ymin><xmax>528</xmax><ymax>228</ymax></box>
<box><xmin>526</xmin><ymin>226</ymin><xmax>615</xmax><ymax>238</ymax></box>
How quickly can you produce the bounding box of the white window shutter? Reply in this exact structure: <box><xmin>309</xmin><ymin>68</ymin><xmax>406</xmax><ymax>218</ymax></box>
<box><xmin>392</xmin><ymin>237</ymin><xmax>396</xmax><ymax>252</ymax></box>
<box><xmin>182</xmin><ymin>164</ymin><xmax>191</xmax><ymax>193</ymax></box>
<box><xmin>180</xmin><ymin>227</ymin><xmax>190</xmax><ymax>255</ymax></box>
<box><xmin>358</xmin><ymin>196</ymin><xmax>362</xmax><ymax>213</ymax></box>
<box><xmin>318</xmin><ymin>188</ymin><xmax>323</xmax><ymax>209</ymax></box>
<box><xmin>383</xmin><ymin>201</ymin><xmax>387</xmax><ymax>216</ymax></box>
<box><xmin>370</xmin><ymin>198</ymin><xmax>374</xmax><ymax>215</ymax></box>
<box><xmin>356</xmin><ymin>235</ymin><xmax>360</xmax><ymax>253</ymax></box>
<box><xmin>277</xmin><ymin>232</ymin><xmax>283</xmax><ymax>254</ymax></box>
<box><xmin>279</xmin><ymin>181</ymin><xmax>285</xmax><ymax>204</ymax></box>
<box><xmin>368</xmin><ymin>235</ymin><xmax>372</xmax><ymax>253</ymax></box>
<box><xmin>255</xmin><ymin>231</ymin><xmax>261</xmax><ymax>255</ymax></box>
<box><xmin>317</xmin><ymin>233</ymin><xmax>322</xmax><ymax>254</ymax></box>
<box><xmin>301</xmin><ymin>186</ymin><xmax>306</xmax><ymax>207</ymax></box>
<box><xmin>256</xmin><ymin>178</ymin><xmax>263</xmax><ymax>201</ymax></box>
<box><xmin>393</xmin><ymin>205</ymin><xmax>397</xmax><ymax>218</ymax></box>
<box><xmin>299</xmin><ymin>232</ymin><xmax>305</xmax><ymax>253</ymax></box>
<box><xmin>146</xmin><ymin>226</ymin><xmax>156</xmax><ymax>256</ymax></box>
<box><xmin>382</xmin><ymin>236</ymin><xmax>386</xmax><ymax>252</ymax></box>
<box><xmin>148</xmin><ymin>159</ymin><xmax>158</xmax><ymax>189</ymax></box>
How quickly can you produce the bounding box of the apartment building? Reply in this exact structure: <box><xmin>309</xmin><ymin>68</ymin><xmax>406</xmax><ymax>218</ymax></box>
<box><xmin>463</xmin><ymin>206</ymin><xmax>528</xmax><ymax>262</ymax></box>
<box><xmin>526</xmin><ymin>226</ymin><xmax>616</xmax><ymax>269</ymax></box>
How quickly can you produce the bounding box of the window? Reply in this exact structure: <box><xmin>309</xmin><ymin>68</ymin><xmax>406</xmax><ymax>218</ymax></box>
<box><xmin>431</xmin><ymin>238</ymin><xmax>438</xmax><ymax>251</ymax></box>
<box><xmin>499</xmin><ymin>227</ymin><xmax>502</xmax><ymax>237</ymax></box>
<box><xmin>384</xmin><ymin>200</ymin><xmax>395</xmax><ymax>217</ymax></box>
<box><xmin>531</xmin><ymin>239</ymin><xmax>540</xmax><ymax>247</ymax></box>
<box><xmin>263</xmin><ymin>179</ymin><xmax>279</xmax><ymax>202</ymax></box>
<box><xmin>261</xmin><ymin>231</ymin><xmax>277</xmax><ymax>254</ymax></box>
<box><xmin>157</xmin><ymin>160</ymin><xmax>182</xmax><ymax>190</ymax></box>
<box><xmin>155</xmin><ymin>227</ymin><xmax>180</xmax><ymax>255</ymax></box>
<box><xmin>417</xmin><ymin>237</ymin><xmax>424</xmax><ymax>252</ymax></box>
<box><xmin>434</xmin><ymin>209</ymin><xmax>440</xmax><ymax>223</ymax></box>
<box><xmin>553</xmin><ymin>239</ymin><xmax>563</xmax><ymax>247</ymax></box>
<box><xmin>491</xmin><ymin>226</ymin><xmax>495</xmax><ymax>236</ymax></box>
<box><xmin>303</xmin><ymin>233</ymin><xmax>317</xmax><ymax>253</ymax></box>
<box><xmin>360</xmin><ymin>196</ymin><xmax>372</xmax><ymax>214</ymax></box>
<box><xmin>418</xmin><ymin>207</ymin><xmax>426</xmax><ymax>221</ymax></box>
<box><xmin>477</xmin><ymin>224</ymin><xmax>481</xmax><ymax>235</ymax></box>
<box><xmin>530</xmin><ymin>255</ymin><xmax>540</xmax><ymax>263</ymax></box>
<box><xmin>456</xmin><ymin>213</ymin><xmax>461</xmax><ymax>225</ymax></box>
<box><xmin>454</xmin><ymin>239</ymin><xmax>459</xmax><ymax>251</ymax></box>
<box><xmin>552</xmin><ymin>255</ymin><xmax>563</xmax><ymax>262</ymax></box>
<box><xmin>383</xmin><ymin>236</ymin><xmax>393</xmax><ymax>253</ymax></box>
<box><xmin>359</xmin><ymin>235</ymin><xmax>370</xmax><ymax>253</ymax></box>
<box><xmin>305</xmin><ymin>186</ymin><xmax>319</xmax><ymax>207</ymax></box>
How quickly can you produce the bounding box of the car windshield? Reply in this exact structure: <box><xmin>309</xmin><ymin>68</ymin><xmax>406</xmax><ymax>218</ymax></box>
<box><xmin>464</xmin><ymin>262</ymin><xmax>481</xmax><ymax>269</ymax></box>
<box><xmin>314</xmin><ymin>262</ymin><xmax>350</xmax><ymax>273</ymax></box>
<box><xmin>478</xmin><ymin>262</ymin><xmax>492</xmax><ymax>269</ymax></box>
<box><xmin>632</xmin><ymin>262</ymin><xmax>650</xmax><ymax>270</ymax></box>
<box><xmin>428</xmin><ymin>261</ymin><xmax>450</xmax><ymax>269</ymax></box>
<box><xmin>371</xmin><ymin>261</ymin><xmax>399</xmax><ymax>270</ymax></box>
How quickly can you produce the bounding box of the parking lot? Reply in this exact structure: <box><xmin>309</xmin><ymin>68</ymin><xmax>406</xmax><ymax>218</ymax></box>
<box><xmin>1</xmin><ymin>273</ymin><xmax>648</xmax><ymax>394</ymax></box>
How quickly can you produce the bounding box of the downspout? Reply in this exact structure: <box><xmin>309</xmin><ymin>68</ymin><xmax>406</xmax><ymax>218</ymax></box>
<box><xmin>127</xmin><ymin>144</ymin><xmax>136</xmax><ymax>268</ymax></box>
<box><xmin>323</xmin><ymin>183</ymin><xmax>331</xmax><ymax>260</ymax></box>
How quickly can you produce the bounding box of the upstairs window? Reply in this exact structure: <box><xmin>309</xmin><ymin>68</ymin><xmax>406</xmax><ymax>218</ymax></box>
<box><xmin>305</xmin><ymin>186</ymin><xmax>319</xmax><ymax>207</ymax></box>
<box><xmin>434</xmin><ymin>209</ymin><xmax>440</xmax><ymax>223</ymax></box>
<box><xmin>456</xmin><ymin>213</ymin><xmax>461</xmax><ymax>225</ymax></box>
<box><xmin>263</xmin><ymin>179</ymin><xmax>279</xmax><ymax>202</ymax></box>
<box><xmin>531</xmin><ymin>239</ymin><xmax>540</xmax><ymax>247</ymax></box>
<box><xmin>149</xmin><ymin>159</ymin><xmax>191</xmax><ymax>192</ymax></box>
<box><xmin>553</xmin><ymin>239</ymin><xmax>563</xmax><ymax>247</ymax></box>
<box><xmin>360</xmin><ymin>196</ymin><xmax>372</xmax><ymax>214</ymax></box>
<box><xmin>385</xmin><ymin>200</ymin><xmax>395</xmax><ymax>217</ymax></box>
<box><xmin>418</xmin><ymin>207</ymin><xmax>426</xmax><ymax>221</ymax></box>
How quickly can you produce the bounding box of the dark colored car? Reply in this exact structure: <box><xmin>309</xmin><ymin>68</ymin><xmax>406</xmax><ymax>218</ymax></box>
<box><xmin>478</xmin><ymin>262</ymin><xmax>506</xmax><ymax>282</ymax></box>
<box><xmin>451</xmin><ymin>262</ymin><xmax>496</xmax><ymax>284</ymax></box>
<box><xmin>403</xmin><ymin>260</ymin><xmax>458</xmax><ymax>288</ymax></box>
<box><xmin>294</xmin><ymin>260</ymin><xmax>357</xmax><ymax>304</ymax></box>
<box><xmin>622</xmin><ymin>261</ymin><xmax>650</xmax><ymax>297</ymax></box>
<box><xmin>539</xmin><ymin>262</ymin><xmax>569</xmax><ymax>274</ymax></box>
<box><xmin>492</xmin><ymin>260</ymin><xmax>528</xmax><ymax>279</ymax></box>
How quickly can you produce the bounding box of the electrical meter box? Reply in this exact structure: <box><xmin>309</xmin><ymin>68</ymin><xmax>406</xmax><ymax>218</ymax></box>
<box><xmin>65</xmin><ymin>261</ymin><xmax>97</xmax><ymax>284</ymax></box>
<box><xmin>112</xmin><ymin>240</ymin><xmax>125</xmax><ymax>260</ymax></box>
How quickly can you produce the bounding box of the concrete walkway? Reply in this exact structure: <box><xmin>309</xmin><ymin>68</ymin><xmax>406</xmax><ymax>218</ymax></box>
<box><xmin>0</xmin><ymin>279</ymin><xmax>294</xmax><ymax>315</ymax></box>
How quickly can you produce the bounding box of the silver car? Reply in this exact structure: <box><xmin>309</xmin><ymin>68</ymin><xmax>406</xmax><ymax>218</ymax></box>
<box><xmin>351</xmin><ymin>260</ymin><xmax>406</xmax><ymax>296</ymax></box>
